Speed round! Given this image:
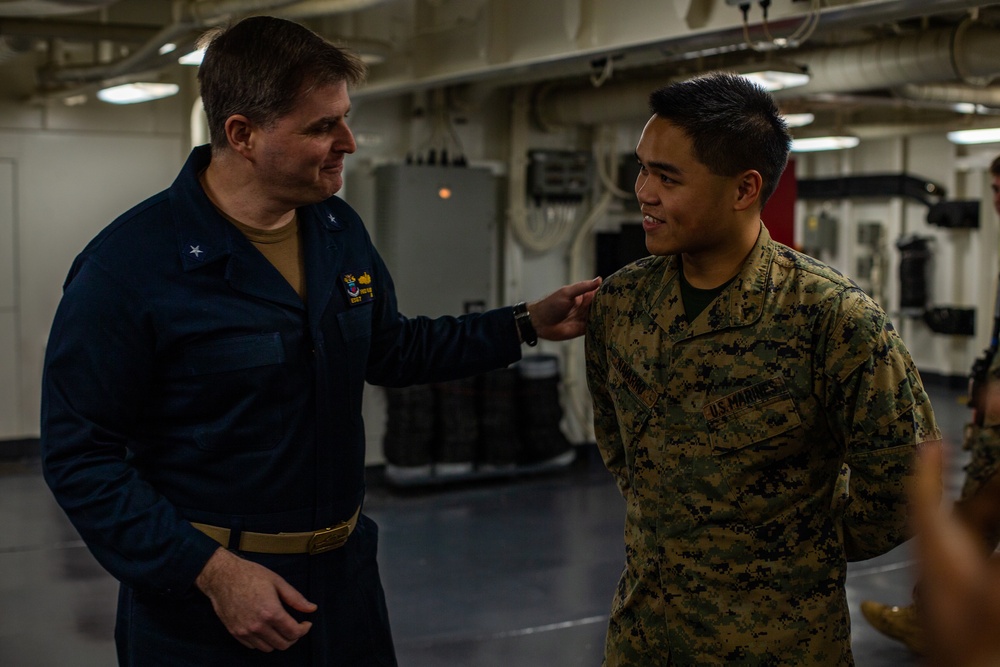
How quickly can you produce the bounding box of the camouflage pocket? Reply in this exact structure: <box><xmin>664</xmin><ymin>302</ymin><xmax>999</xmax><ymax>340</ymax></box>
<box><xmin>704</xmin><ymin>376</ymin><xmax>804</xmax><ymax>525</ymax></box>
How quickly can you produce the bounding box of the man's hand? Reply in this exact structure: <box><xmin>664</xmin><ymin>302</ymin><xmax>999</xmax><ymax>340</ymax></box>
<box><xmin>528</xmin><ymin>277</ymin><xmax>602</xmax><ymax>341</ymax></box>
<box><xmin>195</xmin><ymin>547</ymin><xmax>317</xmax><ymax>652</ymax></box>
<box><xmin>912</xmin><ymin>442</ymin><xmax>1000</xmax><ymax>666</ymax></box>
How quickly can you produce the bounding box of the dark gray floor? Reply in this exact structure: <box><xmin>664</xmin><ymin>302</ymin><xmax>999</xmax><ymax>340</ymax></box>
<box><xmin>0</xmin><ymin>381</ymin><xmax>968</xmax><ymax>666</ymax></box>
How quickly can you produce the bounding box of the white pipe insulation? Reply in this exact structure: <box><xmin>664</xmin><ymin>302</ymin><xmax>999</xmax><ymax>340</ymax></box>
<box><xmin>535</xmin><ymin>23</ymin><xmax>1000</xmax><ymax>127</ymax></box>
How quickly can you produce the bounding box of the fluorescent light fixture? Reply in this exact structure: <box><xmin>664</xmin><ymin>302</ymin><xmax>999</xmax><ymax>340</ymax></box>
<box><xmin>360</xmin><ymin>52</ymin><xmax>386</xmax><ymax>65</ymax></box>
<box><xmin>947</xmin><ymin>127</ymin><xmax>1000</xmax><ymax>145</ymax></box>
<box><xmin>790</xmin><ymin>136</ymin><xmax>860</xmax><ymax>152</ymax></box>
<box><xmin>159</xmin><ymin>42</ymin><xmax>177</xmax><ymax>56</ymax></box>
<box><xmin>97</xmin><ymin>82</ymin><xmax>180</xmax><ymax>104</ymax></box>
<box><xmin>782</xmin><ymin>112</ymin><xmax>815</xmax><ymax>128</ymax></box>
<box><xmin>740</xmin><ymin>67</ymin><xmax>810</xmax><ymax>92</ymax></box>
<box><xmin>179</xmin><ymin>48</ymin><xmax>206</xmax><ymax>66</ymax></box>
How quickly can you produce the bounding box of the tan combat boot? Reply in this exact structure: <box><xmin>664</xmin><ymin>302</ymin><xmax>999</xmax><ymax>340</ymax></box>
<box><xmin>859</xmin><ymin>601</ymin><xmax>927</xmax><ymax>655</ymax></box>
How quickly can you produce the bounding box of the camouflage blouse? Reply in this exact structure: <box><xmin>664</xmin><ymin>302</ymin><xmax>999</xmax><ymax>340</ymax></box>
<box><xmin>585</xmin><ymin>224</ymin><xmax>940</xmax><ymax>666</ymax></box>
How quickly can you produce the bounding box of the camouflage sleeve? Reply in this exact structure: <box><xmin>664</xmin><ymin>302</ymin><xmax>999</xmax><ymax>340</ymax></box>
<box><xmin>585</xmin><ymin>286</ymin><xmax>631</xmax><ymax>496</ymax></box>
<box><xmin>822</xmin><ymin>291</ymin><xmax>940</xmax><ymax>561</ymax></box>
<box><xmin>960</xmin><ymin>341</ymin><xmax>1000</xmax><ymax>499</ymax></box>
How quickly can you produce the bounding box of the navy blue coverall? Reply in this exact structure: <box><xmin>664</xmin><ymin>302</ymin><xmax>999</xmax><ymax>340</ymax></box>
<box><xmin>40</xmin><ymin>145</ymin><xmax>522</xmax><ymax>665</ymax></box>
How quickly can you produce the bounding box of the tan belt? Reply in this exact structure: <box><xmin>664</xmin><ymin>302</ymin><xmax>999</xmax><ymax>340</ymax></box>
<box><xmin>192</xmin><ymin>506</ymin><xmax>361</xmax><ymax>555</ymax></box>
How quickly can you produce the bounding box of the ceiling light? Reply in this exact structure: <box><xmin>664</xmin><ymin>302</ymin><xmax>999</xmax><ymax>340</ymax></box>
<box><xmin>159</xmin><ymin>43</ymin><xmax>177</xmax><ymax>56</ymax></box>
<box><xmin>790</xmin><ymin>136</ymin><xmax>860</xmax><ymax>152</ymax></box>
<box><xmin>947</xmin><ymin>127</ymin><xmax>1000</xmax><ymax>145</ymax></box>
<box><xmin>738</xmin><ymin>64</ymin><xmax>810</xmax><ymax>92</ymax></box>
<box><xmin>360</xmin><ymin>52</ymin><xmax>386</xmax><ymax>65</ymax></box>
<box><xmin>97</xmin><ymin>82</ymin><xmax>180</xmax><ymax>105</ymax></box>
<box><xmin>782</xmin><ymin>112</ymin><xmax>815</xmax><ymax>128</ymax></box>
<box><xmin>179</xmin><ymin>48</ymin><xmax>206</xmax><ymax>66</ymax></box>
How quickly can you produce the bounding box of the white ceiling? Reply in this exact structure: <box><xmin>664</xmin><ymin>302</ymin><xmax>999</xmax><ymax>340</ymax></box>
<box><xmin>2</xmin><ymin>0</ymin><xmax>1000</xmax><ymax>138</ymax></box>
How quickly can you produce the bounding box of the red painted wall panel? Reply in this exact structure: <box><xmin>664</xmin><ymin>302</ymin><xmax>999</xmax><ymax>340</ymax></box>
<box><xmin>765</xmin><ymin>158</ymin><xmax>797</xmax><ymax>248</ymax></box>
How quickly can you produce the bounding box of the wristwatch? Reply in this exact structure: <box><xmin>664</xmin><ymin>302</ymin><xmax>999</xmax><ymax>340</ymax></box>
<box><xmin>513</xmin><ymin>301</ymin><xmax>538</xmax><ymax>347</ymax></box>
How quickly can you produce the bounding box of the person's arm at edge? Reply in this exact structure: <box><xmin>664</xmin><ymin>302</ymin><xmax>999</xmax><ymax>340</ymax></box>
<box><xmin>527</xmin><ymin>277</ymin><xmax>603</xmax><ymax>341</ymax></box>
<box><xmin>584</xmin><ymin>283</ymin><xmax>631</xmax><ymax>495</ymax></box>
<box><xmin>828</xmin><ymin>293</ymin><xmax>941</xmax><ymax>560</ymax></box>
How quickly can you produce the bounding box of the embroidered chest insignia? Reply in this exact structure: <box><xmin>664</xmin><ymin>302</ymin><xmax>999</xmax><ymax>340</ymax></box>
<box><xmin>340</xmin><ymin>271</ymin><xmax>374</xmax><ymax>306</ymax></box>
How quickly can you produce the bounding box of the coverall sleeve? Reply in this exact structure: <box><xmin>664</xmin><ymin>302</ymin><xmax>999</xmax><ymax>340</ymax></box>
<box><xmin>585</xmin><ymin>285</ymin><xmax>631</xmax><ymax>496</ymax></box>
<box><xmin>363</xmin><ymin>241</ymin><xmax>522</xmax><ymax>387</ymax></box>
<box><xmin>41</xmin><ymin>259</ymin><xmax>220</xmax><ymax>597</ymax></box>
<box><xmin>822</xmin><ymin>292</ymin><xmax>941</xmax><ymax>561</ymax></box>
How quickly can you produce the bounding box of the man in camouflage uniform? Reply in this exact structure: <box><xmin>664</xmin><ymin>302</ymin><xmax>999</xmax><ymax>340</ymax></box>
<box><xmin>862</xmin><ymin>154</ymin><xmax>1000</xmax><ymax>654</ymax></box>
<box><xmin>585</xmin><ymin>73</ymin><xmax>940</xmax><ymax>665</ymax></box>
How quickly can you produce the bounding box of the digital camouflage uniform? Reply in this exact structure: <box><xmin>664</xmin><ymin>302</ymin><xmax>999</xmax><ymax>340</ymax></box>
<box><xmin>585</xmin><ymin>225</ymin><xmax>940</xmax><ymax>666</ymax></box>
<box><xmin>962</xmin><ymin>350</ymin><xmax>1000</xmax><ymax>501</ymax></box>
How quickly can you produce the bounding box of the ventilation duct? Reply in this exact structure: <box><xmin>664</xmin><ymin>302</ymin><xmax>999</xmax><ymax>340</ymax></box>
<box><xmin>790</xmin><ymin>23</ymin><xmax>1000</xmax><ymax>96</ymax></box>
<box><xmin>896</xmin><ymin>83</ymin><xmax>1000</xmax><ymax>108</ymax></box>
<box><xmin>535</xmin><ymin>23</ymin><xmax>1000</xmax><ymax>127</ymax></box>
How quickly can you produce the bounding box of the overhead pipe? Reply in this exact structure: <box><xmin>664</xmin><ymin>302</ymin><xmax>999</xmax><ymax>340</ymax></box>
<box><xmin>536</xmin><ymin>23</ymin><xmax>1000</xmax><ymax>128</ymax></box>
<box><xmin>345</xmin><ymin>1</ymin><xmax>994</xmax><ymax>102</ymax></box>
<box><xmin>0</xmin><ymin>17</ymin><xmax>159</xmax><ymax>43</ymax></box>
<box><xmin>788</xmin><ymin>23</ymin><xmax>1000</xmax><ymax>96</ymax></box>
<box><xmin>44</xmin><ymin>0</ymin><xmax>300</xmax><ymax>85</ymax></box>
<box><xmin>42</xmin><ymin>0</ymin><xmax>388</xmax><ymax>87</ymax></box>
<box><xmin>47</xmin><ymin>19</ymin><xmax>204</xmax><ymax>84</ymax></box>
<box><xmin>895</xmin><ymin>83</ymin><xmax>1000</xmax><ymax>108</ymax></box>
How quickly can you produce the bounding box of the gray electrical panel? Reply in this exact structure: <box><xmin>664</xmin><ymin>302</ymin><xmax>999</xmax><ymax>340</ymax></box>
<box><xmin>374</xmin><ymin>164</ymin><xmax>497</xmax><ymax>318</ymax></box>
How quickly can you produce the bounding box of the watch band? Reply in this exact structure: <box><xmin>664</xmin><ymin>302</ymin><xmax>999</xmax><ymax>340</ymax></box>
<box><xmin>513</xmin><ymin>301</ymin><xmax>538</xmax><ymax>347</ymax></box>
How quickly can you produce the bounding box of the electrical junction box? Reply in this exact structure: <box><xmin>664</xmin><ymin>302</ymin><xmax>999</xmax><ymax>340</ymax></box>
<box><xmin>374</xmin><ymin>164</ymin><xmax>498</xmax><ymax>318</ymax></box>
<box><xmin>802</xmin><ymin>212</ymin><xmax>838</xmax><ymax>255</ymax></box>
<box><xmin>527</xmin><ymin>150</ymin><xmax>593</xmax><ymax>201</ymax></box>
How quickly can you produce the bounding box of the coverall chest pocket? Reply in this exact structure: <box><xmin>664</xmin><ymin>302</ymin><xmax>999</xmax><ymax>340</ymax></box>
<box><xmin>180</xmin><ymin>333</ymin><xmax>286</xmax><ymax>452</ymax></box>
<box><xmin>337</xmin><ymin>305</ymin><xmax>372</xmax><ymax>344</ymax></box>
<box><xmin>704</xmin><ymin>376</ymin><xmax>803</xmax><ymax>526</ymax></box>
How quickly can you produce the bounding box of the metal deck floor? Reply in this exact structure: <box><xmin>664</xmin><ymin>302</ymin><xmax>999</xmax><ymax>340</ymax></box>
<box><xmin>1</xmin><ymin>380</ymin><xmax>967</xmax><ymax>666</ymax></box>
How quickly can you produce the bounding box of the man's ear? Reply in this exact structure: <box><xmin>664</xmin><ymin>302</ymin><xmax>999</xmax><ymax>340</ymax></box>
<box><xmin>223</xmin><ymin>115</ymin><xmax>255</xmax><ymax>159</ymax></box>
<box><xmin>734</xmin><ymin>170</ymin><xmax>763</xmax><ymax>212</ymax></box>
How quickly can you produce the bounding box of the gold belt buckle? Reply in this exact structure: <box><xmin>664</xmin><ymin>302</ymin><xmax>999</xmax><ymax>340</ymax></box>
<box><xmin>308</xmin><ymin>523</ymin><xmax>351</xmax><ymax>554</ymax></box>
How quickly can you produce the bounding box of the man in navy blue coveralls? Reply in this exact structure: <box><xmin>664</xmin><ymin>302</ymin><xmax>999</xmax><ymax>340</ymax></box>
<box><xmin>40</xmin><ymin>16</ymin><xmax>600</xmax><ymax>666</ymax></box>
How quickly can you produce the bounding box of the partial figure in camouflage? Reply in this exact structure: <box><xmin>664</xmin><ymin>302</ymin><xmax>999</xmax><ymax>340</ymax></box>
<box><xmin>585</xmin><ymin>73</ymin><xmax>940</xmax><ymax>666</ymax></box>
<box><xmin>861</xmin><ymin>154</ymin><xmax>1000</xmax><ymax>655</ymax></box>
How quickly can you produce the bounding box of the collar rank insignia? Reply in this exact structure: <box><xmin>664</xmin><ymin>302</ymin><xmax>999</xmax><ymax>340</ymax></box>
<box><xmin>340</xmin><ymin>271</ymin><xmax>374</xmax><ymax>306</ymax></box>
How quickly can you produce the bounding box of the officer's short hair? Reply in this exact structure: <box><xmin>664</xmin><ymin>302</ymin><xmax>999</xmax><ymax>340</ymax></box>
<box><xmin>648</xmin><ymin>72</ymin><xmax>791</xmax><ymax>209</ymax></box>
<box><xmin>198</xmin><ymin>16</ymin><xmax>367</xmax><ymax>151</ymax></box>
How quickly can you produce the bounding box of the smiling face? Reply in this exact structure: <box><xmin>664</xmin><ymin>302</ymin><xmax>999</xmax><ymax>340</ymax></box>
<box><xmin>634</xmin><ymin>115</ymin><xmax>749</xmax><ymax>260</ymax></box>
<box><xmin>248</xmin><ymin>79</ymin><xmax>357</xmax><ymax>207</ymax></box>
